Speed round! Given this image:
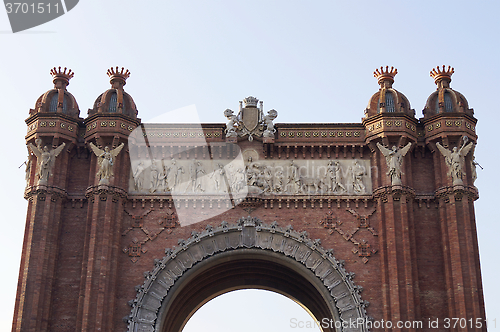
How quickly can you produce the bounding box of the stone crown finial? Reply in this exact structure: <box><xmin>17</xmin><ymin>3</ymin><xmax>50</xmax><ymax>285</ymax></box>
<box><xmin>243</xmin><ymin>96</ymin><xmax>259</xmax><ymax>108</ymax></box>
<box><xmin>50</xmin><ymin>66</ymin><xmax>74</xmax><ymax>87</ymax></box>
<box><xmin>430</xmin><ymin>65</ymin><xmax>454</xmax><ymax>85</ymax></box>
<box><xmin>107</xmin><ymin>66</ymin><xmax>131</xmax><ymax>87</ymax></box>
<box><xmin>373</xmin><ymin>66</ymin><xmax>397</xmax><ymax>86</ymax></box>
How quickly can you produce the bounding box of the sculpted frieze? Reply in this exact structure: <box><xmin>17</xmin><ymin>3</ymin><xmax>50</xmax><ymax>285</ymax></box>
<box><xmin>129</xmin><ymin>158</ymin><xmax>372</xmax><ymax>196</ymax></box>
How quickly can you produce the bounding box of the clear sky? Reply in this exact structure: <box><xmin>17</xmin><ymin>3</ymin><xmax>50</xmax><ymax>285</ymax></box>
<box><xmin>1</xmin><ymin>0</ymin><xmax>499</xmax><ymax>330</ymax></box>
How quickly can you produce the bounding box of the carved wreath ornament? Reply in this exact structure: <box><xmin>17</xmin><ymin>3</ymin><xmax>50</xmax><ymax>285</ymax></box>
<box><xmin>125</xmin><ymin>217</ymin><xmax>369</xmax><ymax>332</ymax></box>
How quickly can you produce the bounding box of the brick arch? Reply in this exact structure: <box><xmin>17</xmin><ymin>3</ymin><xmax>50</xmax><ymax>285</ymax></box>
<box><xmin>125</xmin><ymin>217</ymin><xmax>369</xmax><ymax>332</ymax></box>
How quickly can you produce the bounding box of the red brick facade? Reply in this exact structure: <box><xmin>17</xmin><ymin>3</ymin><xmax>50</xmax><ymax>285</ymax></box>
<box><xmin>13</xmin><ymin>66</ymin><xmax>486</xmax><ymax>331</ymax></box>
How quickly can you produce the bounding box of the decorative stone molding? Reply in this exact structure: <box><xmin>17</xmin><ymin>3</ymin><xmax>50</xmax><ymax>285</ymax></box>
<box><xmin>85</xmin><ymin>184</ymin><xmax>128</xmax><ymax>203</ymax></box>
<box><xmin>124</xmin><ymin>217</ymin><xmax>369</xmax><ymax>332</ymax></box>
<box><xmin>435</xmin><ymin>185</ymin><xmax>479</xmax><ymax>202</ymax></box>
<box><xmin>24</xmin><ymin>184</ymin><xmax>68</xmax><ymax>202</ymax></box>
<box><xmin>372</xmin><ymin>185</ymin><xmax>416</xmax><ymax>202</ymax></box>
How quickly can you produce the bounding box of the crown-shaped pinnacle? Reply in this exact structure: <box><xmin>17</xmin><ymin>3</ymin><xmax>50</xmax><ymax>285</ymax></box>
<box><xmin>107</xmin><ymin>66</ymin><xmax>131</xmax><ymax>87</ymax></box>
<box><xmin>373</xmin><ymin>66</ymin><xmax>398</xmax><ymax>85</ymax></box>
<box><xmin>50</xmin><ymin>66</ymin><xmax>74</xmax><ymax>86</ymax></box>
<box><xmin>430</xmin><ymin>65</ymin><xmax>454</xmax><ymax>85</ymax></box>
<box><xmin>107</xmin><ymin>66</ymin><xmax>131</xmax><ymax>80</ymax></box>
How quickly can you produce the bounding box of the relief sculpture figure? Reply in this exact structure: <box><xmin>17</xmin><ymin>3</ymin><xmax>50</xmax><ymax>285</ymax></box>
<box><xmin>376</xmin><ymin>142</ymin><xmax>412</xmax><ymax>186</ymax></box>
<box><xmin>285</xmin><ymin>160</ymin><xmax>300</xmax><ymax>194</ymax></box>
<box><xmin>28</xmin><ymin>139</ymin><xmax>66</xmax><ymax>185</ymax></box>
<box><xmin>133</xmin><ymin>161</ymin><xmax>145</xmax><ymax>191</ymax></box>
<box><xmin>185</xmin><ymin>160</ymin><xmax>205</xmax><ymax>193</ymax></box>
<box><xmin>436</xmin><ymin>137</ymin><xmax>474</xmax><ymax>186</ymax></box>
<box><xmin>351</xmin><ymin>160</ymin><xmax>366</xmax><ymax>194</ymax></box>
<box><xmin>89</xmin><ymin>142</ymin><xmax>124</xmax><ymax>185</ymax></box>
<box><xmin>150</xmin><ymin>160</ymin><xmax>160</xmax><ymax>193</ymax></box>
<box><xmin>211</xmin><ymin>164</ymin><xmax>227</xmax><ymax>193</ymax></box>
<box><xmin>326</xmin><ymin>160</ymin><xmax>346</xmax><ymax>193</ymax></box>
<box><xmin>171</xmin><ymin>159</ymin><xmax>184</xmax><ymax>191</ymax></box>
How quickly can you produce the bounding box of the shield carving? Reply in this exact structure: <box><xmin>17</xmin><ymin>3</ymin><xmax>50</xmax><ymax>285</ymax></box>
<box><xmin>240</xmin><ymin>108</ymin><xmax>260</xmax><ymax>132</ymax></box>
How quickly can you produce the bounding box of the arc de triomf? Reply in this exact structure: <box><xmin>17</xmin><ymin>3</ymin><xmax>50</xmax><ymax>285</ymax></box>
<box><xmin>13</xmin><ymin>66</ymin><xmax>486</xmax><ymax>331</ymax></box>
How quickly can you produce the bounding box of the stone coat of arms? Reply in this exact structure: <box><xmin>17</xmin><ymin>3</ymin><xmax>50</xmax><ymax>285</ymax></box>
<box><xmin>225</xmin><ymin>96</ymin><xmax>277</xmax><ymax>141</ymax></box>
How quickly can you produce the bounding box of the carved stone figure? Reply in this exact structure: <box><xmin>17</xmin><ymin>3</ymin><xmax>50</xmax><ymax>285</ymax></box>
<box><xmin>299</xmin><ymin>176</ymin><xmax>324</xmax><ymax>194</ymax></box>
<box><xmin>328</xmin><ymin>161</ymin><xmax>346</xmax><ymax>193</ymax></box>
<box><xmin>211</xmin><ymin>164</ymin><xmax>227</xmax><ymax>193</ymax></box>
<box><xmin>262</xmin><ymin>109</ymin><xmax>278</xmax><ymax>138</ymax></box>
<box><xmin>274</xmin><ymin>170</ymin><xmax>284</xmax><ymax>193</ymax></box>
<box><xmin>185</xmin><ymin>160</ymin><xmax>205</xmax><ymax>193</ymax></box>
<box><xmin>224</xmin><ymin>109</ymin><xmax>238</xmax><ymax>137</ymax></box>
<box><xmin>89</xmin><ymin>142</ymin><xmax>125</xmax><ymax>185</ymax></box>
<box><xmin>263</xmin><ymin>166</ymin><xmax>274</xmax><ymax>193</ymax></box>
<box><xmin>133</xmin><ymin>161</ymin><xmax>145</xmax><ymax>191</ymax></box>
<box><xmin>28</xmin><ymin>140</ymin><xmax>66</xmax><ymax>185</ymax></box>
<box><xmin>150</xmin><ymin>160</ymin><xmax>160</xmax><ymax>193</ymax></box>
<box><xmin>170</xmin><ymin>159</ymin><xmax>184</xmax><ymax>191</ymax></box>
<box><xmin>159</xmin><ymin>162</ymin><xmax>171</xmax><ymax>192</ymax></box>
<box><xmin>436</xmin><ymin>138</ymin><xmax>474</xmax><ymax>186</ymax></box>
<box><xmin>285</xmin><ymin>160</ymin><xmax>300</xmax><ymax>194</ymax></box>
<box><xmin>245</xmin><ymin>157</ymin><xmax>261</xmax><ymax>187</ymax></box>
<box><xmin>376</xmin><ymin>142</ymin><xmax>412</xmax><ymax>185</ymax></box>
<box><xmin>230</xmin><ymin>167</ymin><xmax>246</xmax><ymax>193</ymax></box>
<box><xmin>351</xmin><ymin>160</ymin><xmax>366</xmax><ymax>194</ymax></box>
<box><xmin>24</xmin><ymin>157</ymin><xmax>32</xmax><ymax>188</ymax></box>
<box><xmin>471</xmin><ymin>155</ymin><xmax>482</xmax><ymax>184</ymax></box>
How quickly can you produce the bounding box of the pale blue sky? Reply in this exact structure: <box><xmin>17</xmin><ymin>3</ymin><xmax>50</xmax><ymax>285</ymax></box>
<box><xmin>1</xmin><ymin>1</ymin><xmax>499</xmax><ymax>330</ymax></box>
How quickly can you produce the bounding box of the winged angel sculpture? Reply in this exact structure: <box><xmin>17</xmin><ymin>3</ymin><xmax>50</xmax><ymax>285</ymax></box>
<box><xmin>89</xmin><ymin>142</ymin><xmax>125</xmax><ymax>185</ymax></box>
<box><xmin>376</xmin><ymin>142</ymin><xmax>412</xmax><ymax>185</ymax></box>
<box><xmin>28</xmin><ymin>139</ymin><xmax>66</xmax><ymax>185</ymax></box>
<box><xmin>436</xmin><ymin>137</ymin><xmax>474</xmax><ymax>186</ymax></box>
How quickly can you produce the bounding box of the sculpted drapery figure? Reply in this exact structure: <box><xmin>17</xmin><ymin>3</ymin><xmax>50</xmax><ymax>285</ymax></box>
<box><xmin>471</xmin><ymin>156</ymin><xmax>482</xmax><ymax>184</ymax></box>
<box><xmin>436</xmin><ymin>138</ymin><xmax>474</xmax><ymax>186</ymax></box>
<box><xmin>133</xmin><ymin>161</ymin><xmax>145</xmax><ymax>191</ymax></box>
<box><xmin>351</xmin><ymin>160</ymin><xmax>366</xmax><ymax>194</ymax></box>
<box><xmin>185</xmin><ymin>159</ymin><xmax>205</xmax><ymax>193</ymax></box>
<box><xmin>28</xmin><ymin>139</ymin><xmax>66</xmax><ymax>185</ymax></box>
<box><xmin>24</xmin><ymin>156</ymin><xmax>32</xmax><ymax>188</ymax></box>
<box><xmin>285</xmin><ymin>160</ymin><xmax>300</xmax><ymax>194</ymax></box>
<box><xmin>211</xmin><ymin>164</ymin><xmax>228</xmax><ymax>193</ymax></box>
<box><xmin>89</xmin><ymin>142</ymin><xmax>125</xmax><ymax>185</ymax></box>
<box><xmin>150</xmin><ymin>160</ymin><xmax>160</xmax><ymax>193</ymax></box>
<box><xmin>376</xmin><ymin>142</ymin><xmax>412</xmax><ymax>186</ymax></box>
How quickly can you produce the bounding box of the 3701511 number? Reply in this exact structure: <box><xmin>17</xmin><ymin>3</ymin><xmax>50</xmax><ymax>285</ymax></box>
<box><xmin>5</xmin><ymin>3</ymin><xmax>59</xmax><ymax>14</ymax></box>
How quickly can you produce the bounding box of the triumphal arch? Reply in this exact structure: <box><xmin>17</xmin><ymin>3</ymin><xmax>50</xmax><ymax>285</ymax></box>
<box><xmin>13</xmin><ymin>66</ymin><xmax>486</xmax><ymax>331</ymax></box>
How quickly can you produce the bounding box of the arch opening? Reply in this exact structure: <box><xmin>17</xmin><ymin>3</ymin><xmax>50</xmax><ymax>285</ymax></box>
<box><xmin>181</xmin><ymin>289</ymin><xmax>322</xmax><ymax>332</ymax></box>
<box><xmin>156</xmin><ymin>249</ymin><xmax>337</xmax><ymax>332</ymax></box>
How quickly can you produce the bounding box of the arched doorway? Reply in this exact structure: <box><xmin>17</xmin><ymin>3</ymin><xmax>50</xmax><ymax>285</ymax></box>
<box><xmin>125</xmin><ymin>217</ymin><xmax>368</xmax><ymax>332</ymax></box>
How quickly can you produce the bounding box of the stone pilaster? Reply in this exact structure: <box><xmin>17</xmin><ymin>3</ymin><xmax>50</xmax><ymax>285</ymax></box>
<box><xmin>374</xmin><ymin>186</ymin><xmax>420</xmax><ymax>331</ymax></box>
<box><xmin>13</xmin><ymin>186</ymin><xmax>67</xmax><ymax>332</ymax></box>
<box><xmin>435</xmin><ymin>186</ymin><xmax>485</xmax><ymax>331</ymax></box>
<box><xmin>76</xmin><ymin>185</ymin><xmax>127</xmax><ymax>331</ymax></box>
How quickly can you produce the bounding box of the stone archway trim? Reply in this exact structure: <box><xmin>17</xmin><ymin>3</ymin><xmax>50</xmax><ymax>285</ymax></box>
<box><xmin>125</xmin><ymin>217</ymin><xmax>369</xmax><ymax>332</ymax></box>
